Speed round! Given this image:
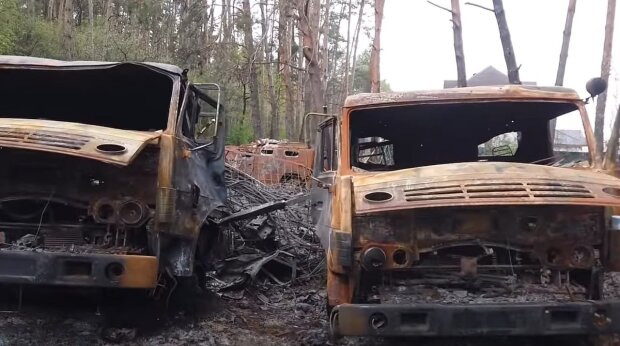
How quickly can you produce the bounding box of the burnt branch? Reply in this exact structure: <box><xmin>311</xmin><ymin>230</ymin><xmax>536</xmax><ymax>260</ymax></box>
<box><xmin>465</xmin><ymin>2</ymin><xmax>494</xmax><ymax>12</ymax></box>
<box><xmin>427</xmin><ymin>1</ymin><xmax>454</xmax><ymax>13</ymax></box>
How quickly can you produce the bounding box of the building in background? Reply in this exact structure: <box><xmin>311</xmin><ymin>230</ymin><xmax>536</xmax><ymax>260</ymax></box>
<box><xmin>444</xmin><ymin>66</ymin><xmax>536</xmax><ymax>88</ymax></box>
<box><xmin>554</xmin><ymin>129</ymin><xmax>588</xmax><ymax>153</ymax></box>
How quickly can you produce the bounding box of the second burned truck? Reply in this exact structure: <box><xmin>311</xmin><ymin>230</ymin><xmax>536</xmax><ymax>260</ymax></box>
<box><xmin>310</xmin><ymin>81</ymin><xmax>620</xmax><ymax>340</ymax></box>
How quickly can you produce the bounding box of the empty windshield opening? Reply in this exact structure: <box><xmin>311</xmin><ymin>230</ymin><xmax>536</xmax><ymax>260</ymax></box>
<box><xmin>0</xmin><ymin>64</ymin><xmax>173</xmax><ymax>131</ymax></box>
<box><xmin>350</xmin><ymin>101</ymin><xmax>583</xmax><ymax>171</ymax></box>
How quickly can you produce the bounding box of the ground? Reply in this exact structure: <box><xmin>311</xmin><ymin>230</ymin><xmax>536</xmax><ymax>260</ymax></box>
<box><xmin>0</xmin><ymin>277</ymin><xmax>617</xmax><ymax>346</ymax></box>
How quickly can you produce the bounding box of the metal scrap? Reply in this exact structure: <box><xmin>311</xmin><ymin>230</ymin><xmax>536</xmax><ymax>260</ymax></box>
<box><xmin>206</xmin><ymin>163</ymin><xmax>322</xmax><ymax>297</ymax></box>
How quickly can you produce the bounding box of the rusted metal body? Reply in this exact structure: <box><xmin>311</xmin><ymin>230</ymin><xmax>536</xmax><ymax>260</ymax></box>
<box><xmin>0</xmin><ymin>56</ymin><xmax>226</xmax><ymax>289</ymax></box>
<box><xmin>311</xmin><ymin>85</ymin><xmax>620</xmax><ymax>338</ymax></box>
<box><xmin>225</xmin><ymin>140</ymin><xmax>314</xmax><ymax>186</ymax></box>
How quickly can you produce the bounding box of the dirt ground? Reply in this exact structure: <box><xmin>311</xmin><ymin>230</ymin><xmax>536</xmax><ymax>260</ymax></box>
<box><xmin>0</xmin><ymin>277</ymin><xmax>615</xmax><ymax>346</ymax></box>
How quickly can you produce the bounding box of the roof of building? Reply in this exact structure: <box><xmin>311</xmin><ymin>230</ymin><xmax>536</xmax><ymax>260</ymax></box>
<box><xmin>555</xmin><ymin>129</ymin><xmax>587</xmax><ymax>146</ymax></box>
<box><xmin>0</xmin><ymin>55</ymin><xmax>183</xmax><ymax>75</ymax></box>
<box><xmin>344</xmin><ymin>85</ymin><xmax>581</xmax><ymax>108</ymax></box>
<box><xmin>444</xmin><ymin>66</ymin><xmax>537</xmax><ymax>88</ymax></box>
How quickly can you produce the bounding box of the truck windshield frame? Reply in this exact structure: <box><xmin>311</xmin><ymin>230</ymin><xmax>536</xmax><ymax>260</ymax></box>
<box><xmin>347</xmin><ymin>100</ymin><xmax>593</xmax><ymax>172</ymax></box>
<box><xmin>0</xmin><ymin>64</ymin><xmax>175</xmax><ymax>132</ymax></box>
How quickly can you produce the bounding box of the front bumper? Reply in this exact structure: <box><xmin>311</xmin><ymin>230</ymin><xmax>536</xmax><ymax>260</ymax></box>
<box><xmin>333</xmin><ymin>301</ymin><xmax>620</xmax><ymax>337</ymax></box>
<box><xmin>0</xmin><ymin>250</ymin><xmax>158</xmax><ymax>289</ymax></box>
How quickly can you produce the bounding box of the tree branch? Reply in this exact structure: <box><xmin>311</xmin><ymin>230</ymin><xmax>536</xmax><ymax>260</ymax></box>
<box><xmin>427</xmin><ymin>1</ymin><xmax>453</xmax><ymax>14</ymax></box>
<box><xmin>465</xmin><ymin>2</ymin><xmax>494</xmax><ymax>12</ymax></box>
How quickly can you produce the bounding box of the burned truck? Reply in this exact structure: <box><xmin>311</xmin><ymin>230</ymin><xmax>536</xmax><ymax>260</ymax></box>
<box><xmin>225</xmin><ymin>139</ymin><xmax>314</xmax><ymax>187</ymax></box>
<box><xmin>0</xmin><ymin>56</ymin><xmax>225</xmax><ymax>290</ymax></box>
<box><xmin>311</xmin><ymin>83</ymin><xmax>620</xmax><ymax>339</ymax></box>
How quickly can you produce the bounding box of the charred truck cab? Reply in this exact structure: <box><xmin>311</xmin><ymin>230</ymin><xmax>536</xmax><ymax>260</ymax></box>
<box><xmin>311</xmin><ymin>83</ymin><xmax>620</xmax><ymax>339</ymax></box>
<box><xmin>0</xmin><ymin>56</ymin><xmax>225</xmax><ymax>290</ymax></box>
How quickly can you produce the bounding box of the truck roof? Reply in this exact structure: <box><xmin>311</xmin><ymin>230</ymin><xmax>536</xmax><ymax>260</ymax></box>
<box><xmin>343</xmin><ymin>85</ymin><xmax>582</xmax><ymax>108</ymax></box>
<box><xmin>0</xmin><ymin>55</ymin><xmax>183</xmax><ymax>75</ymax></box>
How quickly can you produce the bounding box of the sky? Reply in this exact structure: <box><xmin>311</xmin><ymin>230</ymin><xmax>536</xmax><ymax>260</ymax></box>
<box><xmin>377</xmin><ymin>0</ymin><xmax>620</xmax><ymax>137</ymax></box>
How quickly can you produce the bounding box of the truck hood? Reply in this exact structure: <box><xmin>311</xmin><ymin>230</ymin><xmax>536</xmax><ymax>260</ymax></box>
<box><xmin>0</xmin><ymin>118</ymin><xmax>161</xmax><ymax>166</ymax></box>
<box><xmin>352</xmin><ymin>162</ymin><xmax>620</xmax><ymax>215</ymax></box>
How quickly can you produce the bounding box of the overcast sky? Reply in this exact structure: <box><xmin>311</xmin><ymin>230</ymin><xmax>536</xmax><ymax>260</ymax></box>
<box><xmin>376</xmin><ymin>0</ymin><xmax>619</xmax><ymax>137</ymax></box>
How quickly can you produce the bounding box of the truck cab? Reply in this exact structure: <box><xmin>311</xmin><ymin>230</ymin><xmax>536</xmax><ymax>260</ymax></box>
<box><xmin>312</xmin><ymin>84</ymin><xmax>620</xmax><ymax>339</ymax></box>
<box><xmin>0</xmin><ymin>56</ymin><xmax>225</xmax><ymax>290</ymax></box>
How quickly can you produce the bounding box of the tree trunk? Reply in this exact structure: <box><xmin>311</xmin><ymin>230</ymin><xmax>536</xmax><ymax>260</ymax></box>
<box><xmin>555</xmin><ymin>0</ymin><xmax>576</xmax><ymax>87</ymax></box>
<box><xmin>492</xmin><ymin>0</ymin><xmax>520</xmax><ymax>84</ymax></box>
<box><xmin>369</xmin><ymin>0</ymin><xmax>385</xmax><ymax>93</ymax></box>
<box><xmin>550</xmin><ymin>0</ymin><xmax>577</xmax><ymax>140</ymax></box>
<box><xmin>604</xmin><ymin>105</ymin><xmax>620</xmax><ymax>169</ymax></box>
<box><xmin>451</xmin><ymin>0</ymin><xmax>467</xmax><ymax>87</ymax></box>
<box><xmin>321</xmin><ymin>0</ymin><xmax>331</xmax><ymax>107</ymax></box>
<box><xmin>595</xmin><ymin>0</ymin><xmax>616</xmax><ymax>158</ymax></box>
<box><xmin>295</xmin><ymin>0</ymin><xmax>325</xmax><ymax>141</ymax></box>
<box><xmin>88</xmin><ymin>0</ymin><xmax>94</xmax><ymax>59</ymax></box>
<box><xmin>279</xmin><ymin>0</ymin><xmax>296</xmax><ymax>140</ymax></box>
<box><xmin>63</xmin><ymin>0</ymin><xmax>74</xmax><ymax>59</ymax></box>
<box><xmin>296</xmin><ymin>24</ymin><xmax>305</xmax><ymax>139</ymax></box>
<box><xmin>342</xmin><ymin>0</ymin><xmax>353</xmax><ymax>101</ymax></box>
<box><xmin>347</xmin><ymin>0</ymin><xmax>366</xmax><ymax>98</ymax></box>
<box><xmin>260</xmin><ymin>1</ymin><xmax>280</xmax><ymax>139</ymax></box>
<box><xmin>240</xmin><ymin>0</ymin><xmax>263</xmax><ymax>138</ymax></box>
<box><xmin>47</xmin><ymin>0</ymin><xmax>55</xmax><ymax>19</ymax></box>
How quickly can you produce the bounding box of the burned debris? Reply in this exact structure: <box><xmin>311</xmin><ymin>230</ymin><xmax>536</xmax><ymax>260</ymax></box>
<box><xmin>204</xmin><ymin>163</ymin><xmax>322</xmax><ymax>299</ymax></box>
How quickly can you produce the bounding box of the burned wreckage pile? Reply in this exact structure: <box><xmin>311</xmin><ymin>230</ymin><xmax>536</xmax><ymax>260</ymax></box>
<box><xmin>204</xmin><ymin>163</ymin><xmax>323</xmax><ymax>298</ymax></box>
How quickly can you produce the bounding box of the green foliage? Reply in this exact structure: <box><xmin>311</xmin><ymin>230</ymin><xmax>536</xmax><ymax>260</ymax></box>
<box><xmin>12</xmin><ymin>19</ymin><xmax>64</xmax><ymax>58</ymax></box>
<box><xmin>0</xmin><ymin>0</ymin><xmax>20</xmax><ymax>54</ymax></box>
<box><xmin>0</xmin><ymin>0</ymin><xmax>392</xmax><ymax>140</ymax></box>
<box><xmin>352</xmin><ymin>48</ymin><xmax>371</xmax><ymax>93</ymax></box>
<box><xmin>352</xmin><ymin>48</ymin><xmax>392</xmax><ymax>93</ymax></box>
<box><xmin>227</xmin><ymin>119</ymin><xmax>254</xmax><ymax>145</ymax></box>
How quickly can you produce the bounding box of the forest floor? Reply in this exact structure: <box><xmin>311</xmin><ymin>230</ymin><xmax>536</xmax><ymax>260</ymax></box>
<box><xmin>0</xmin><ymin>276</ymin><xmax>615</xmax><ymax>346</ymax></box>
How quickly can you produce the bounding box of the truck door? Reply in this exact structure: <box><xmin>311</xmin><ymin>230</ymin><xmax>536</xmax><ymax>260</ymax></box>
<box><xmin>311</xmin><ymin>117</ymin><xmax>338</xmax><ymax>248</ymax></box>
<box><xmin>166</xmin><ymin>83</ymin><xmax>225</xmax><ymax>276</ymax></box>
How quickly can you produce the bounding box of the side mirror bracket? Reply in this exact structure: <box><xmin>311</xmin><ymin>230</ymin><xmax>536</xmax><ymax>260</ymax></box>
<box><xmin>585</xmin><ymin>77</ymin><xmax>607</xmax><ymax>104</ymax></box>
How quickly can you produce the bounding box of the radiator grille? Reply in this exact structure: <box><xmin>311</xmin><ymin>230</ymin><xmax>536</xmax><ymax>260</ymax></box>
<box><xmin>404</xmin><ymin>181</ymin><xmax>594</xmax><ymax>202</ymax></box>
<box><xmin>0</xmin><ymin>127</ymin><xmax>92</xmax><ymax>150</ymax></box>
<box><xmin>43</xmin><ymin>229</ymin><xmax>85</xmax><ymax>248</ymax></box>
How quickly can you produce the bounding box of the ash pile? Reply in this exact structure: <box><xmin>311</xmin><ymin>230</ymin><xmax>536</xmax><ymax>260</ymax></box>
<box><xmin>205</xmin><ymin>164</ymin><xmax>323</xmax><ymax>299</ymax></box>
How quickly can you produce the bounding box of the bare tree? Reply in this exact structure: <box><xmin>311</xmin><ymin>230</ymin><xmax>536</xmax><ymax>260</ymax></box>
<box><xmin>259</xmin><ymin>1</ymin><xmax>280</xmax><ymax>139</ymax></box>
<box><xmin>279</xmin><ymin>0</ymin><xmax>296</xmax><ymax>139</ymax></box>
<box><xmin>346</xmin><ymin>0</ymin><xmax>366</xmax><ymax>100</ymax></box>
<box><xmin>550</xmin><ymin>0</ymin><xmax>577</xmax><ymax>138</ymax></box>
<box><xmin>63</xmin><ymin>0</ymin><xmax>74</xmax><ymax>59</ymax></box>
<box><xmin>240</xmin><ymin>0</ymin><xmax>263</xmax><ymax>138</ymax></box>
<box><xmin>595</xmin><ymin>0</ymin><xmax>616</xmax><ymax>157</ymax></box>
<box><xmin>428</xmin><ymin>0</ymin><xmax>467</xmax><ymax>87</ymax></box>
<box><xmin>342</xmin><ymin>0</ymin><xmax>354</xmax><ymax>99</ymax></box>
<box><xmin>369</xmin><ymin>0</ymin><xmax>385</xmax><ymax>93</ymax></box>
<box><xmin>294</xmin><ymin>0</ymin><xmax>326</xmax><ymax>141</ymax></box>
<box><xmin>295</xmin><ymin>0</ymin><xmax>325</xmax><ymax>113</ymax></box>
<box><xmin>466</xmin><ymin>0</ymin><xmax>520</xmax><ymax>84</ymax></box>
<box><xmin>603</xmin><ymin>105</ymin><xmax>620</xmax><ymax>169</ymax></box>
<box><xmin>555</xmin><ymin>0</ymin><xmax>577</xmax><ymax>87</ymax></box>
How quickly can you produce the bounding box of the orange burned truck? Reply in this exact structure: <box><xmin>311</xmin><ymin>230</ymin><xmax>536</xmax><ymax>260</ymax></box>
<box><xmin>0</xmin><ymin>56</ymin><xmax>225</xmax><ymax>291</ymax></box>
<box><xmin>310</xmin><ymin>82</ymin><xmax>620</xmax><ymax>340</ymax></box>
<box><xmin>226</xmin><ymin>139</ymin><xmax>314</xmax><ymax>186</ymax></box>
